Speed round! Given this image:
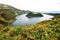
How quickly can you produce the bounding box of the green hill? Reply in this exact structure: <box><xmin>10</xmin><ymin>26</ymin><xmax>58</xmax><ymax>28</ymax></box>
<box><xmin>0</xmin><ymin>4</ymin><xmax>60</xmax><ymax>40</ymax></box>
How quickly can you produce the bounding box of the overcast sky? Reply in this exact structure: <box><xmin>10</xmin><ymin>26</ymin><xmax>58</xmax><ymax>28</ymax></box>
<box><xmin>0</xmin><ymin>0</ymin><xmax>60</xmax><ymax>13</ymax></box>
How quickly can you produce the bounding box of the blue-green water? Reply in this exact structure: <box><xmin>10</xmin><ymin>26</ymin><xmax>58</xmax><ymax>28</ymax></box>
<box><xmin>11</xmin><ymin>14</ymin><xmax>54</xmax><ymax>26</ymax></box>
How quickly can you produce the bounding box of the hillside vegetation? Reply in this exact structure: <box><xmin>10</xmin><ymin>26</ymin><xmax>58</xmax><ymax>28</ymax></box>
<box><xmin>0</xmin><ymin>12</ymin><xmax>60</xmax><ymax>40</ymax></box>
<box><xmin>0</xmin><ymin>4</ymin><xmax>60</xmax><ymax>40</ymax></box>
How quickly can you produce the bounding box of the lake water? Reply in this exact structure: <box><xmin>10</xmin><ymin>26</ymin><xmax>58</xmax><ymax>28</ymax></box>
<box><xmin>11</xmin><ymin>14</ymin><xmax>54</xmax><ymax>26</ymax></box>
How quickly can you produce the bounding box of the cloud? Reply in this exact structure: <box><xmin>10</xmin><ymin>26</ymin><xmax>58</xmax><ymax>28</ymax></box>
<box><xmin>0</xmin><ymin>0</ymin><xmax>60</xmax><ymax>12</ymax></box>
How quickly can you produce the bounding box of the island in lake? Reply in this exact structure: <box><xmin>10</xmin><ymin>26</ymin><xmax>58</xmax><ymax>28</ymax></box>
<box><xmin>26</xmin><ymin>12</ymin><xmax>43</xmax><ymax>18</ymax></box>
<box><xmin>0</xmin><ymin>4</ymin><xmax>60</xmax><ymax>40</ymax></box>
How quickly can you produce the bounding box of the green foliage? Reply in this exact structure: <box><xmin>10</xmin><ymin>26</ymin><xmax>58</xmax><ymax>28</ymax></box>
<box><xmin>0</xmin><ymin>13</ymin><xmax>60</xmax><ymax>40</ymax></box>
<box><xmin>26</xmin><ymin>11</ymin><xmax>43</xmax><ymax>18</ymax></box>
<box><xmin>0</xmin><ymin>9</ymin><xmax>16</xmax><ymax>20</ymax></box>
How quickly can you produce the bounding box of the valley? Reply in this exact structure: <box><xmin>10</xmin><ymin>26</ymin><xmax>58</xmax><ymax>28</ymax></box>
<box><xmin>0</xmin><ymin>4</ymin><xmax>60</xmax><ymax>40</ymax></box>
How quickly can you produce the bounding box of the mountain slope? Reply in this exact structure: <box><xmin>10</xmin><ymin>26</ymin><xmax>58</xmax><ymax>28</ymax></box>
<box><xmin>0</xmin><ymin>4</ymin><xmax>21</xmax><ymax>25</ymax></box>
<box><xmin>0</xmin><ymin>4</ymin><xmax>41</xmax><ymax>25</ymax></box>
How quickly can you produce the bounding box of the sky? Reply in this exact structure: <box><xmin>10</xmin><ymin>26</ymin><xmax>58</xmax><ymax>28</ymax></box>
<box><xmin>0</xmin><ymin>0</ymin><xmax>60</xmax><ymax>13</ymax></box>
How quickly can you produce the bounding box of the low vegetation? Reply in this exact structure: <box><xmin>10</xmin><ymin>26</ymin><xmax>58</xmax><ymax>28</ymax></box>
<box><xmin>0</xmin><ymin>11</ymin><xmax>60</xmax><ymax>40</ymax></box>
<box><xmin>0</xmin><ymin>4</ymin><xmax>60</xmax><ymax>40</ymax></box>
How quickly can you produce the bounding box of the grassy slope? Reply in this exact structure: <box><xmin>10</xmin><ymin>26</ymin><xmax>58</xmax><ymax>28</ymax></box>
<box><xmin>0</xmin><ymin>14</ymin><xmax>60</xmax><ymax>40</ymax></box>
<box><xmin>0</xmin><ymin>4</ymin><xmax>60</xmax><ymax>40</ymax></box>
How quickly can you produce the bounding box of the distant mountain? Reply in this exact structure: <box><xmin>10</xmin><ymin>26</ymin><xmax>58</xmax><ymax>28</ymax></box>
<box><xmin>43</xmin><ymin>11</ymin><xmax>60</xmax><ymax>14</ymax></box>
